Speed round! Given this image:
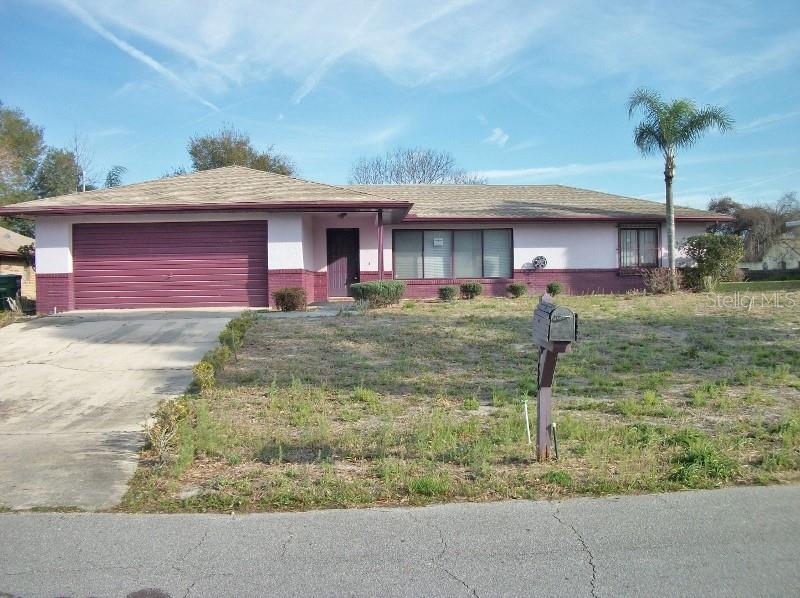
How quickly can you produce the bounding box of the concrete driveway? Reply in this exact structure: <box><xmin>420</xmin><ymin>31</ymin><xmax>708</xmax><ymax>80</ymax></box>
<box><xmin>0</xmin><ymin>309</ymin><xmax>236</xmax><ymax>511</ymax></box>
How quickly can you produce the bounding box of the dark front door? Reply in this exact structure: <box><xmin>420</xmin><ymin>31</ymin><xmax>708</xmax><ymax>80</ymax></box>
<box><xmin>327</xmin><ymin>228</ymin><xmax>360</xmax><ymax>297</ymax></box>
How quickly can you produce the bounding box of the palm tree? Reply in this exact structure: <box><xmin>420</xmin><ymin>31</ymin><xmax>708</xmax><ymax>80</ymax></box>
<box><xmin>628</xmin><ymin>88</ymin><xmax>733</xmax><ymax>290</ymax></box>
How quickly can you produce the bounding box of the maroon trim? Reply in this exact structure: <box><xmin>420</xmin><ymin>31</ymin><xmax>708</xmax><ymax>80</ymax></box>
<box><xmin>377</xmin><ymin>210</ymin><xmax>384</xmax><ymax>280</ymax></box>
<box><xmin>0</xmin><ymin>201</ymin><xmax>412</xmax><ymax>217</ymax></box>
<box><xmin>402</xmin><ymin>215</ymin><xmax>732</xmax><ymax>222</ymax></box>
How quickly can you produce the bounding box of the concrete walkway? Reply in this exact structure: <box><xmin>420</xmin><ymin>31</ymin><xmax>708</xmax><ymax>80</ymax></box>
<box><xmin>0</xmin><ymin>309</ymin><xmax>235</xmax><ymax>510</ymax></box>
<box><xmin>0</xmin><ymin>485</ymin><xmax>797</xmax><ymax>597</ymax></box>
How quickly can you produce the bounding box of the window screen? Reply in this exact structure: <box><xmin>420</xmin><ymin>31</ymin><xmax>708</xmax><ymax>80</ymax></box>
<box><xmin>620</xmin><ymin>228</ymin><xmax>658</xmax><ymax>268</ymax></box>
<box><xmin>454</xmin><ymin>230</ymin><xmax>483</xmax><ymax>277</ymax></box>
<box><xmin>394</xmin><ymin>230</ymin><xmax>423</xmax><ymax>278</ymax></box>
<box><xmin>482</xmin><ymin>229</ymin><xmax>512</xmax><ymax>277</ymax></box>
<box><xmin>423</xmin><ymin>230</ymin><xmax>452</xmax><ymax>278</ymax></box>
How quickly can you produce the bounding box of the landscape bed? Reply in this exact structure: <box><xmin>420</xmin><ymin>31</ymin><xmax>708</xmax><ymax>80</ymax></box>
<box><xmin>121</xmin><ymin>291</ymin><xmax>800</xmax><ymax>512</ymax></box>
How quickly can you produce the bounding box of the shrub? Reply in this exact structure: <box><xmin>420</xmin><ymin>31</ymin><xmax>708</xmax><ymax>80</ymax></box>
<box><xmin>438</xmin><ymin>285</ymin><xmax>458</xmax><ymax>301</ymax></box>
<box><xmin>192</xmin><ymin>361</ymin><xmax>216</xmax><ymax>392</ymax></box>
<box><xmin>460</xmin><ymin>282</ymin><xmax>483</xmax><ymax>299</ymax></box>
<box><xmin>350</xmin><ymin>280</ymin><xmax>406</xmax><ymax>307</ymax></box>
<box><xmin>507</xmin><ymin>282</ymin><xmax>528</xmax><ymax>298</ymax></box>
<box><xmin>462</xmin><ymin>396</ymin><xmax>480</xmax><ymax>410</ymax></box>
<box><xmin>682</xmin><ymin>233</ymin><xmax>745</xmax><ymax>291</ymax></box>
<box><xmin>146</xmin><ymin>399</ymin><xmax>190</xmax><ymax>466</ymax></box>
<box><xmin>641</xmin><ymin>267</ymin><xmax>683</xmax><ymax>294</ymax></box>
<box><xmin>546</xmin><ymin>281</ymin><xmax>564</xmax><ymax>296</ymax></box>
<box><xmin>272</xmin><ymin>287</ymin><xmax>307</xmax><ymax>311</ymax></box>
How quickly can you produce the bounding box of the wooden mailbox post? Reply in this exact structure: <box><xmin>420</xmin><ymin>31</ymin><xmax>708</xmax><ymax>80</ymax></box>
<box><xmin>533</xmin><ymin>294</ymin><xmax>578</xmax><ymax>461</ymax></box>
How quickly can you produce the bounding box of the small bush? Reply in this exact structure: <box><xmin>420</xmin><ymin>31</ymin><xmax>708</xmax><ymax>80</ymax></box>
<box><xmin>641</xmin><ymin>268</ymin><xmax>683</xmax><ymax>294</ymax></box>
<box><xmin>460</xmin><ymin>282</ymin><xmax>483</xmax><ymax>299</ymax></box>
<box><xmin>438</xmin><ymin>285</ymin><xmax>458</xmax><ymax>301</ymax></box>
<box><xmin>218</xmin><ymin>310</ymin><xmax>256</xmax><ymax>360</ymax></box>
<box><xmin>350</xmin><ymin>280</ymin><xmax>406</xmax><ymax>307</ymax></box>
<box><xmin>507</xmin><ymin>282</ymin><xmax>528</xmax><ymax>298</ymax></box>
<box><xmin>546</xmin><ymin>281</ymin><xmax>564</xmax><ymax>296</ymax></box>
<box><xmin>272</xmin><ymin>287</ymin><xmax>307</xmax><ymax>311</ymax></box>
<box><xmin>192</xmin><ymin>361</ymin><xmax>216</xmax><ymax>392</ymax></box>
<box><xmin>682</xmin><ymin>233</ymin><xmax>745</xmax><ymax>291</ymax></box>
<box><xmin>146</xmin><ymin>399</ymin><xmax>190</xmax><ymax>466</ymax></box>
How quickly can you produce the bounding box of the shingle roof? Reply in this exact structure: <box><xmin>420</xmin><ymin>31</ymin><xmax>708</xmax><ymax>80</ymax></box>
<box><xmin>0</xmin><ymin>165</ymin><xmax>726</xmax><ymax>221</ymax></box>
<box><xmin>346</xmin><ymin>184</ymin><xmax>719</xmax><ymax>220</ymax></box>
<box><xmin>0</xmin><ymin>227</ymin><xmax>33</xmax><ymax>255</ymax></box>
<box><xmin>0</xmin><ymin>166</ymin><xmax>406</xmax><ymax>214</ymax></box>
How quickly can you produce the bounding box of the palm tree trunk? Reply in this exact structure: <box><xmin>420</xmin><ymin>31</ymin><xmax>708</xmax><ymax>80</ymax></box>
<box><xmin>664</xmin><ymin>156</ymin><xmax>677</xmax><ymax>291</ymax></box>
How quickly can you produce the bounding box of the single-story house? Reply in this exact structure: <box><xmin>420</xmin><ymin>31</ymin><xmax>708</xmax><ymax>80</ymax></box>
<box><xmin>0</xmin><ymin>166</ymin><xmax>730</xmax><ymax>314</ymax></box>
<box><xmin>0</xmin><ymin>226</ymin><xmax>36</xmax><ymax>299</ymax></box>
<box><xmin>740</xmin><ymin>220</ymin><xmax>800</xmax><ymax>272</ymax></box>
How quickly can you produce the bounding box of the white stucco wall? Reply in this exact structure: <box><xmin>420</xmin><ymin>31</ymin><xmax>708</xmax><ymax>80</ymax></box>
<box><xmin>35</xmin><ymin>218</ymin><xmax>73</xmax><ymax>273</ymax></box>
<box><xmin>266</xmin><ymin>214</ymin><xmax>305</xmax><ymax>269</ymax></box>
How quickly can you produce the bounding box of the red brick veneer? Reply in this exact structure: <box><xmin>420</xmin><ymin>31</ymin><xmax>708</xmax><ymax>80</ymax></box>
<box><xmin>267</xmin><ymin>269</ymin><xmax>327</xmax><ymax>306</ymax></box>
<box><xmin>36</xmin><ymin>273</ymin><xmax>74</xmax><ymax>314</ymax></box>
<box><xmin>386</xmin><ymin>269</ymin><xmax>644</xmax><ymax>299</ymax></box>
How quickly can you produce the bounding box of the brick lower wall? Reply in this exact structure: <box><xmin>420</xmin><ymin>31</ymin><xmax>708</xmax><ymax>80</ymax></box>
<box><xmin>390</xmin><ymin>269</ymin><xmax>644</xmax><ymax>299</ymax></box>
<box><xmin>267</xmin><ymin>269</ymin><xmax>326</xmax><ymax>306</ymax></box>
<box><xmin>36</xmin><ymin>273</ymin><xmax>74</xmax><ymax>314</ymax></box>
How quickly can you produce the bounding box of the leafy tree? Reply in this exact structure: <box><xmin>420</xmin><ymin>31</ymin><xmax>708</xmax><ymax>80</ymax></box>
<box><xmin>682</xmin><ymin>233</ymin><xmax>744</xmax><ymax>291</ymax></box>
<box><xmin>31</xmin><ymin>148</ymin><xmax>79</xmax><ymax>198</ymax></box>
<box><xmin>187</xmin><ymin>125</ymin><xmax>295</xmax><ymax>175</ymax></box>
<box><xmin>0</xmin><ymin>101</ymin><xmax>44</xmax><ymax>205</ymax></box>
<box><xmin>349</xmin><ymin>147</ymin><xmax>485</xmax><ymax>184</ymax></box>
<box><xmin>104</xmin><ymin>165</ymin><xmax>127</xmax><ymax>188</ymax></box>
<box><xmin>708</xmin><ymin>192</ymin><xmax>800</xmax><ymax>261</ymax></box>
<box><xmin>628</xmin><ymin>88</ymin><xmax>734</xmax><ymax>290</ymax></box>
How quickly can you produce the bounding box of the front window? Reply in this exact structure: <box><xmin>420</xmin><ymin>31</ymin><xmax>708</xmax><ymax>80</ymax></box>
<box><xmin>393</xmin><ymin>229</ymin><xmax>512</xmax><ymax>279</ymax></box>
<box><xmin>620</xmin><ymin>227</ymin><xmax>658</xmax><ymax>268</ymax></box>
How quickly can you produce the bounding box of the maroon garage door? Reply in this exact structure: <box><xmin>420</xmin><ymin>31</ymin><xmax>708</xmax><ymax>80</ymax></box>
<box><xmin>73</xmin><ymin>221</ymin><xmax>268</xmax><ymax>309</ymax></box>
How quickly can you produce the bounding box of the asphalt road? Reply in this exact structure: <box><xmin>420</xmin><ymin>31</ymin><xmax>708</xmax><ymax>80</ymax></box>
<box><xmin>1</xmin><ymin>485</ymin><xmax>798</xmax><ymax>598</ymax></box>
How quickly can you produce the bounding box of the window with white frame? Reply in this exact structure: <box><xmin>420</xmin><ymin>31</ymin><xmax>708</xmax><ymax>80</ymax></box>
<box><xmin>393</xmin><ymin>229</ymin><xmax>512</xmax><ymax>279</ymax></box>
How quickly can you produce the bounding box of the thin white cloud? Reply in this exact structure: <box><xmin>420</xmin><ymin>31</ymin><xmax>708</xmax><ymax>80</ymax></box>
<box><xmin>58</xmin><ymin>0</ymin><xmax>219</xmax><ymax>111</ymax></box>
<box><xmin>358</xmin><ymin>122</ymin><xmax>407</xmax><ymax>146</ymax></box>
<box><xmin>475</xmin><ymin>158</ymin><xmax>646</xmax><ymax>180</ymax></box>
<box><xmin>740</xmin><ymin>109</ymin><xmax>800</xmax><ymax>132</ymax></box>
<box><xmin>483</xmin><ymin>127</ymin><xmax>509</xmax><ymax>147</ymax></box>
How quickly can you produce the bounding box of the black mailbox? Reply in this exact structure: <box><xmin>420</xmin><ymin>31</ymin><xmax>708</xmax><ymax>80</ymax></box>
<box><xmin>533</xmin><ymin>300</ymin><xmax>578</xmax><ymax>344</ymax></box>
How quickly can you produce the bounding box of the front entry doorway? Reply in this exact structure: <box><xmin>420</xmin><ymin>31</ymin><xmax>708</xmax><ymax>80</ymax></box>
<box><xmin>327</xmin><ymin>228</ymin><xmax>360</xmax><ymax>297</ymax></box>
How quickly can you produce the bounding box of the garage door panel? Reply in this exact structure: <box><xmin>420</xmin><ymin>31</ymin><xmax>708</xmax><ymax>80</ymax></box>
<box><xmin>72</xmin><ymin>221</ymin><xmax>268</xmax><ymax>309</ymax></box>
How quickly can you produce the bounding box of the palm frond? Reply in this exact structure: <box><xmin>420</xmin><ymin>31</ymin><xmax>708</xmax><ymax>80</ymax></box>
<box><xmin>627</xmin><ymin>87</ymin><xmax>665</xmax><ymax>119</ymax></box>
<box><xmin>632</xmin><ymin>123</ymin><xmax>662</xmax><ymax>156</ymax></box>
<box><xmin>674</xmin><ymin>105</ymin><xmax>734</xmax><ymax>148</ymax></box>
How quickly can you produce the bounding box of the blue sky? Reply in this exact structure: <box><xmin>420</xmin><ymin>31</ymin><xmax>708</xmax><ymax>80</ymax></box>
<box><xmin>1</xmin><ymin>0</ymin><xmax>799</xmax><ymax>209</ymax></box>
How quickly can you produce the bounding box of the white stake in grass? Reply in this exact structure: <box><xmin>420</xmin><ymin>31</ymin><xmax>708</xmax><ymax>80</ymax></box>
<box><xmin>523</xmin><ymin>399</ymin><xmax>532</xmax><ymax>445</ymax></box>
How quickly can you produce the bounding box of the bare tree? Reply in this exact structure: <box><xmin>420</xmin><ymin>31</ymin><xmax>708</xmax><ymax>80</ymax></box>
<box><xmin>70</xmin><ymin>131</ymin><xmax>96</xmax><ymax>192</ymax></box>
<box><xmin>349</xmin><ymin>147</ymin><xmax>485</xmax><ymax>185</ymax></box>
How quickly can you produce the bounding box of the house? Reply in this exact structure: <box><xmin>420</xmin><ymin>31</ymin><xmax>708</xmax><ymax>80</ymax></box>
<box><xmin>0</xmin><ymin>226</ymin><xmax>35</xmax><ymax>299</ymax></box>
<box><xmin>0</xmin><ymin>166</ymin><xmax>729</xmax><ymax>314</ymax></box>
<box><xmin>740</xmin><ymin>220</ymin><xmax>800</xmax><ymax>272</ymax></box>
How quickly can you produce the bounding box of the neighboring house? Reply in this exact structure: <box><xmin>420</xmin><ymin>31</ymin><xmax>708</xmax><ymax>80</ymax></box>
<box><xmin>0</xmin><ymin>226</ymin><xmax>35</xmax><ymax>299</ymax></box>
<box><xmin>0</xmin><ymin>166</ymin><xmax>728</xmax><ymax>314</ymax></box>
<box><xmin>740</xmin><ymin>220</ymin><xmax>800</xmax><ymax>271</ymax></box>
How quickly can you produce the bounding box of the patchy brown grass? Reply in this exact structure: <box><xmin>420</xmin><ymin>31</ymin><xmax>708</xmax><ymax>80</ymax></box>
<box><xmin>120</xmin><ymin>291</ymin><xmax>800</xmax><ymax>513</ymax></box>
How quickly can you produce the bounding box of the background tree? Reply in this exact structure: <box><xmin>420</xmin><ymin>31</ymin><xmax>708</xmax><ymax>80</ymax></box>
<box><xmin>628</xmin><ymin>88</ymin><xmax>733</xmax><ymax>290</ymax></box>
<box><xmin>187</xmin><ymin>125</ymin><xmax>296</xmax><ymax>176</ymax></box>
<box><xmin>349</xmin><ymin>147</ymin><xmax>485</xmax><ymax>184</ymax></box>
<box><xmin>708</xmin><ymin>192</ymin><xmax>800</xmax><ymax>261</ymax></box>
<box><xmin>0</xmin><ymin>101</ymin><xmax>44</xmax><ymax>206</ymax></box>
<box><xmin>104</xmin><ymin>165</ymin><xmax>127</xmax><ymax>188</ymax></box>
<box><xmin>31</xmin><ymin>148</ymin><xmax>80</xmax><ymax>198</ymax></box>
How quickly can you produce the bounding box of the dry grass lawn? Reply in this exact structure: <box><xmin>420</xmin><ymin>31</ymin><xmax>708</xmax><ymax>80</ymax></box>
<box><xmin>121</xmin><ymin>289</ymin><xmax>800</xmax><ymax>512</ymax></box>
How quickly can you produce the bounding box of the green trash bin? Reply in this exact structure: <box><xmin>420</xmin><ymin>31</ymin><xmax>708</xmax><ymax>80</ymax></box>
<box><xmin>0</xmin><ymin>274</ymin><xmax>22</xmax><ymax>309</ymax></box>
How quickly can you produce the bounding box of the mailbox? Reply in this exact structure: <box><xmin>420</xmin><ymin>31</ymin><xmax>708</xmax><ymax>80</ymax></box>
<box><xmin>533</xmin><ymin>300</ymin><xmax>578</xmax><ymax>343</ymax></box>
<box><xmin>532</xmin><ymin>295</ymin><xmax>579</xmax><ymax>461</ymax></box>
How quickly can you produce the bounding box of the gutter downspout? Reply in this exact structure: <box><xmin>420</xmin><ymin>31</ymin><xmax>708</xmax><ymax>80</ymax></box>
<box><xmin>377</xmin><ymin>210</ymin><xmax>384</xmax><ymax>280</ymax></box>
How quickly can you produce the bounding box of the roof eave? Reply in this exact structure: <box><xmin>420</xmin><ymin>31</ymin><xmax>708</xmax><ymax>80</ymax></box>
<box><xmin>0</xmin><ymin>201</ymin><xmax>413</xmax><ymax>217</ymax></box>
<box><xmin>401</xmin><ymin>214</ymin><xmax>733</xmax><ymax>222</ymax></box>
